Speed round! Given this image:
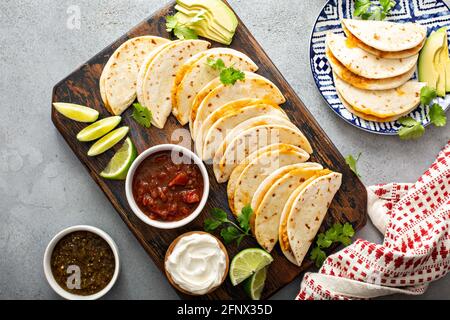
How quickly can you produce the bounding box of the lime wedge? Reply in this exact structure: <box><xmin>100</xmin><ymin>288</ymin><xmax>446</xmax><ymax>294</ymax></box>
<box><xmin>100</xmin><ymin>138</ymin><xmax>137</xmax><ymax>180</ymax></box>
<box><xmin>87</xmin><ymin>127</ymin><xmax>129</xmax><ymax>157</ymax></box>
<box><xmin>244</xmin><ymin>266</ymin><xmax>267</xmax><ymax>300</ymax></box>
<box><xmin>229</xmin><ymin>248</ymin><xmax>273</xmax><ymax>286</ymax></box>
<box><xmin>53</xmin><ymin>102</ymin><xmax>99</xmax><ymax>122</ymax></box>
<box><xmin>77</xmin><ymin>116</ymin><xmax>122</xmax><ymax>142</ymax></box>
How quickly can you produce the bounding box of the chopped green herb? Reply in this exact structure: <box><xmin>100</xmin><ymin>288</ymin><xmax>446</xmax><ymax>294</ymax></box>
<box><xmin>420</xmin><ymin>86</ymin><xmax>437</xmax><ymax>106</ymax></box>
<box><xmin>204</xmin><ymin>205</ymin><xmax>253</xmax><ymax>247</ymax></box>
<box><xmin>429</xmin><ymin>103</ymin><xmax>447</xmax><ymax>127</ymax></box>
<box><xmin>398</xmin><ymin>116</ymin><xmax>425</xmax><ymax>140</ymax></box>
<box><xmin>131</xmin><ymin>103</ymin><xmax>152</xmax><ymax>128</ymax></box>
<box><xmin>354</xmin><ymin>0</ymin><xmax>396</xmax><ymax>20</ymax></box>
<box><xmin>220</xmin><ymin>67</ymin><xmax>246</xmax><ymax>85</ymax></box>
<box><xmin>345</xmin><ymin>153</ymin><xmax>362</xmax><ymax>178</ymax></box>
<box><xmin>207</xmin><ymin>58</ymin><xmax>246</xmax><ymax>86</ymax></box>
<box><xmin>165</xmin><ymin>13</ymin><xmax>204</xmax><ymax>40</ymax></box>
<box><xmin>207</xmin><ymin>57</ymin><xmax>226</xmax><ymax>71</ymax></box>
<box><xmin>310</xmin><ymin>223</ymin><xmax>355</xmax><ymax>268</ymax></box>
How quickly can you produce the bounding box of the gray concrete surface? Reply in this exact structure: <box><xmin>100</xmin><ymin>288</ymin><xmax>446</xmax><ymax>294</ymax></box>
<box><xmin>1</xmin><ymin>0</ymin><xmax>449</xmax><ymax>300</ymax></box>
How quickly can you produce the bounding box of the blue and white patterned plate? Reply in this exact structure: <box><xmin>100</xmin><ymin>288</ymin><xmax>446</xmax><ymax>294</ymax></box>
<box><xmin>310</xmin><ymin>0</ymin><xmax>450</xmax><ymax>135</ymax></box>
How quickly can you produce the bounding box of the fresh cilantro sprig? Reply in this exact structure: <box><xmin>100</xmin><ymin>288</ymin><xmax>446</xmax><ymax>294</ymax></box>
<box><xmin>310</xmin><ymin>223</ymin><xmax>355</xmax><ymax>268</ymax></box>
<box><xmin>420</xmin><ymin>86</ymin><xmax>437</xmax><ymax>106</ymax></box>
<box><xmin>132</xmin><ymin>103</ymin><xmax>152</xmax><ymax>128</ymax></box>
<box><xmin>207</xmin><ymin>58</ymin><xmax>246</xmax><ymax>86</ymax></box>
<box><xmin>345</xmin><ymin>153</ymin><xmax>362</xmax><ymax>178</ymax></box>
<box><xmin>429</xmin><ymin>103</ymin><xmax>447</xmax><ymax>127</ymax></box>
<box><xmin>397</xmin><ymin>86</ymin><xmax>447</xmax><ymax>140</ymax></box>
<box><xmin>398</xmin><ymin>116</ymin><xmax>425</xmax><ymax>140</ymax></box>
<box><xmin>165</xmin><ymin>11</ymin><xmax>206</xmax><ymax>40</ymax></box>
<box><xmin>354</xmin><ymin>0</ymin><xmax>396</xmax><ymax>20</ymax></box>
<box><xmin>204</xmin><ymin>206</ymin><xmax>253</xmax><ymax>246</ymax></box>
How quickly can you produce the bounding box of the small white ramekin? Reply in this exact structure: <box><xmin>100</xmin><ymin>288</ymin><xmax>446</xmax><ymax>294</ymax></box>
<box><xmin>125</xmin><ymin>144</ymin><xmax>210</xmax><ymax>230</ymax></box>
<box><xmin>43</xmin><ymin>225</ymin><xmax>120</xmax><ymax>300</ymax></box>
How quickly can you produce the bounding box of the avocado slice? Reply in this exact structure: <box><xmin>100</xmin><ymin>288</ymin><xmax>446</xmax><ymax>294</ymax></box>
<box><xmin>418</xmin><ymin>29</ymin><xmax>446</xmax><ymax>91</ymax></box>
<box><xmin>175</xmin><ymin>4</ymin><xmax>234</xmax><ymax>40</ymax></box>
<box><xmin>175</xmin><ymin>5</ymin><xmax>234</xmax><ymax>44</ymax></box>
<box><xmin>174</xmin><ymin>12</ymin><xmax>233</xmax><ymax>45</ymax></box>
<box><xmin>176</xmin><ymin>0</ymin><xmax>238</xmax><ymax>33</ymax></box>
<box><xmin>446</xmin><ymin>57</ymin><xmax>450</xmax><ymax>93</ymax></box>
<box><xmin>435</xmin><ymin>27</ymin><xmax>448</xmax><ymax>97</ymax></box>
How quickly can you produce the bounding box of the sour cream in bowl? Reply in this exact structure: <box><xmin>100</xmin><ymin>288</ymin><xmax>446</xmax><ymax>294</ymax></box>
<box><xmin>164</xmin><ymin>231</ymin><xmax>229</xmax><ymax>296</ymax></box>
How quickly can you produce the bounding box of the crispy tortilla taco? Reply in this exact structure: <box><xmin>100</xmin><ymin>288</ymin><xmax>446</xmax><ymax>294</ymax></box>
<box><xmin>227</xmin><ymin>143</ymin><xmax>292</xmax><ymax>214</ymax></box>
<box><xmin>326</xmin><ymin>33</ymin><xmax>418</xmax><ymax>79</ymax></box>
<box><xmin>326</xmin><ymin>47</ymin><xmax>415</xmax><ymax>90</ymax></box>
<box><xmin>341</xmin><ymin>19</ymin><xmax>426</xmax><ymax>59</ymax></box>
<box><xmin>172</xmin><ymin>48</ymin><xmax>258</xmax><ymax>125</ymax></box>
<box><xmin>198</xmin><ymin>101</ymin><xmax>286</xmax><ymax>160</ymax></box>
<box><xmin>214</xmin><ymin>124</ymin><xmax>312</xmax><ymax>183</ymax></box>
<box><xmin>231</xmin><ymin>144</ymin><xmax>310</xmax><ymax>216</ymax></box>
<box><xmin>279</xmin><ymin>171</ymin><xmax>342</xmax><ymax>266</ymax></box>
<box><xmin>254</xmin><ymin>165</ymin><xmax>324</xmax><ymax>252</ymax></box>
<box><xmin>191</xmin><ymin>73</ymin><xmax>286</xmax><ymax>138</ymax></box>
<box><xmin>100</xmin><ymin>36</ymin><xmax>170</xmax><ymax>115</ymax></box>
<box><xmin>334</xmin><ymin>74</ymin><xmax>425</xmax><ymax>119</ymax></box>
<box><xmin>139</xmin><ymin>40</ymin><xmax>210</xmax><ymax>128</ymax></box>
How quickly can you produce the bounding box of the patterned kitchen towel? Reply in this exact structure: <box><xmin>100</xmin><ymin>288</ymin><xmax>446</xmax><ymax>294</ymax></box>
<box><xmin>297</xmin><ymin>141</ymin><xmax>450</xmax><ymax>300</ymax></box>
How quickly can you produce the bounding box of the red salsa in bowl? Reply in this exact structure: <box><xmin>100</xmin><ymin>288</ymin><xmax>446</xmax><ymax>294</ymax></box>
<box><xmin>132</xmin><ymin>151</ymin><xmax>204</xmax><ymax>222</ymax></box>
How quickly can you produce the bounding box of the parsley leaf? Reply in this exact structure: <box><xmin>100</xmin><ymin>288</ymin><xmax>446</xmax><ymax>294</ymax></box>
<box><xmin>398</xmin><ymin>116</ymin><xmax>425</xmax><ymax>140</ymax></box>
<box><xmin>207</xmin><ymin>58</ymin><xmax>246</xmax><ymax>86</ymax></box>
<box><xmin>131</xmin><ymin>103</ymin><xmax>152</xmax><ymax>128</ymax></box>
<box><xmin>354</xmin><ymin>0</ymin><xmax>396</xmax><ymax>20</ymax></box>
<box><xmin>345</xmin><ymin>153</ymin><xmax>362</xmax><ymax>178</ymax></box>
<box><xmin>204</xmin><ymin>206</ymin><xmax>254</xmax><ymax>247</ymax></box>
<box><xmin>429</xmin><ymin>103</ymin><xmax>447</xmax><ymax>127</ymax></box>
<box><xmin>420</xmin><ymin>86</ymin><xmax>437</xmax><ymax>106</ymax></box>
<box><xmin>310</xmin><ymin>223</ymin><xmax>355</xmax><ymax>268</ymax></box>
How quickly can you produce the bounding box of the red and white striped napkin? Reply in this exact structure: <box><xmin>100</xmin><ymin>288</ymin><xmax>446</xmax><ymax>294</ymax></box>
<box><xmin>296</xmin><ymin>141</ymin><xmax>450</xmax><ymax>300</ymax></box>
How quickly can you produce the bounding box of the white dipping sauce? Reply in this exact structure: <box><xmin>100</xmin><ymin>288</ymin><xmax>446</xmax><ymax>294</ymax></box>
<box><xmin>165</xmin><ymin>233</ymin><xmax>227</xmax><ymax>295</ymax></box>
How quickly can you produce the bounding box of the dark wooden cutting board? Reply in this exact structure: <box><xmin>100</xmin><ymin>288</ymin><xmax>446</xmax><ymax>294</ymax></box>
<box><xmin>51</xmin><ymin>1</ymin><xmax>367</xmax><ymax>300</ymax></box>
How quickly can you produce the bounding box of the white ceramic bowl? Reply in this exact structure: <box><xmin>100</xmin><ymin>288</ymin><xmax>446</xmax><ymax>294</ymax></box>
<box><xmin>125</xmin><ymin>144</ymin><xmax>210</xmax><ymax>229</ymax></box>
<box><xmin>43</xmin><ymin>225</ymin><xmax>120</xmax><ymax>300</ymax></box>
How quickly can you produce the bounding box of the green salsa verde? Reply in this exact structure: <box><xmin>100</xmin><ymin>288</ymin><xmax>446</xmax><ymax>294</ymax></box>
<box><xmin>50</xmin><ymin>231</ymin><xmax>115</xmax><ymax>296</ymax></box>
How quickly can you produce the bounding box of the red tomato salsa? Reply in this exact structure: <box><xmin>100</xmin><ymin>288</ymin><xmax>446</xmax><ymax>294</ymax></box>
<box><xmin>132</xmin><ymin>151</ymin><xmax>204</xmax><ymax>222</ymax></box>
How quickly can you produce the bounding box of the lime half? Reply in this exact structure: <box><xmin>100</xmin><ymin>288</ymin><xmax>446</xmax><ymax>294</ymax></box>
<box><xmin>77</xmin><ymin>116</ymin><xmax>122</xmax><ymax>142</ymax></box>
<box><xmin>100</xmin><ymin>138</ymin><xmax>137</xmax><ymax>180</ymax></box>
<box><xmin>53</xmin><ymin>102</ymin><xmax>99</xmax><ymax>123</ymax></box>
<box><xmin>88</xmin><ymin>126</ymin><xmax>129</xmax><ymax>157</ymax></box>
<box><xmin>244</xmin><ymin>266</ymin><xmax>268</xmax><ymax>300</ymax></box>
<box><xmin>229</xmin><ymin>248</ymin><xmax>273</xmax><ymax>286</ymax></box>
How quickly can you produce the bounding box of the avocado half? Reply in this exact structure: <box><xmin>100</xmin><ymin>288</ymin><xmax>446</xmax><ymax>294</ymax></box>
<box><xmin>418</xmin><ymin>27</ymin><xmax>449</xmax><ymax>96</ymax></box>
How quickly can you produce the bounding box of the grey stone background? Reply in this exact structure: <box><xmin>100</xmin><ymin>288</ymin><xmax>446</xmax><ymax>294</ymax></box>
<box><xmin>1</xmin><ymin>0</ymin><xmax>449</xmax><ymax>300</ymax></box>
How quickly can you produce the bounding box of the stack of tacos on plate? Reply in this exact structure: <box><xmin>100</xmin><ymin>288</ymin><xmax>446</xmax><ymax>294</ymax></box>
<box><xmin>326</xmin><ymin>19</ymin><xmax>427</xmax><ymax>122</ymax></box>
